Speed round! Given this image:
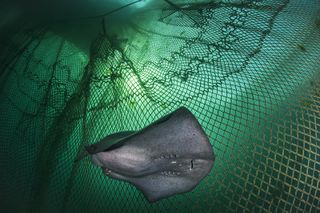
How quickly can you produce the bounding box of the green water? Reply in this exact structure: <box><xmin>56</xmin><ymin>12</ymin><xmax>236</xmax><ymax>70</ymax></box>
<box><xmin>0</xmin><ymin>0</ymin><xmax>320</xmax><ymax>212</ymax></box>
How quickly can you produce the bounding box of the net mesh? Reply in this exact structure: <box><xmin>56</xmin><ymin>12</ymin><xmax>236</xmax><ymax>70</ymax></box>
<box><xmin>0</xmin><ymin>0</ymin><xmax>319</xmax><ymax>212</ymax></box>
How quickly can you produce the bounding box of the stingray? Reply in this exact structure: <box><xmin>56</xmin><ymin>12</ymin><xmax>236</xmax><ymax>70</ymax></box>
<box><xmin>77</xmin><ymin>107</ymin><xmax>214</xmax><ymax>202</ymax></box>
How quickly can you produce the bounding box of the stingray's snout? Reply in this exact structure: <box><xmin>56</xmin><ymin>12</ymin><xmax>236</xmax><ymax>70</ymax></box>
<box><xmin>91</xmin><ymin>154</ymin><xmax>103</xmax><ymax>167</ymax></box>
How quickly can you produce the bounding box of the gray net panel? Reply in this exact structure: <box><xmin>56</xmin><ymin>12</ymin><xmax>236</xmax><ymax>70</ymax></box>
<box><xmin>0</xmin><ymin>0</ymin><xmax>319</xmax><ymax>212</ymax></box>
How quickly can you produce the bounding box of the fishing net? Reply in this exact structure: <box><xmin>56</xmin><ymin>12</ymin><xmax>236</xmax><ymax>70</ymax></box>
<box><xmin>0</xmin><ymin>0</ymin><xmax>319</xmax><ymax>212</ymax></box>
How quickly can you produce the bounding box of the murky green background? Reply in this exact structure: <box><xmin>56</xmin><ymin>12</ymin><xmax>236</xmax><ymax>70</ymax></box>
<box><xmin>0</xmin><ymin>0</ymin><xmax>319</xmax><ymax>212</ymax></box>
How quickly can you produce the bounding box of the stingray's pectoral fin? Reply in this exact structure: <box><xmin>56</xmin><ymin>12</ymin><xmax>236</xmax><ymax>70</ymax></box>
<box><xmin>129</xmin><ymin>175</ymin><xmax>189</xmax><ymax>202</ymax></box>
<box><xmin>123</xmin><ymin>165</ymin><xmax>213</xmax><ymax>203</ymax></box>
<box><xmin>114</xmin><ymin>158</ymin><xmax>214</xmax><ymax>202</ymax></box>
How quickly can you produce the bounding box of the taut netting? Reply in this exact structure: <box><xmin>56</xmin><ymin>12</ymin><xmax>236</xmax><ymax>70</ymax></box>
<box><xmin>0</xmin><ymin>0</ymin><xmax>319</xmax><ymax>212</ymax></box>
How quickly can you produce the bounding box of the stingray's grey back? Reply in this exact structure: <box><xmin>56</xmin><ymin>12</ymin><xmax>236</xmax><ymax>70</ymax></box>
<box><xmin>90</xmin><ymin>107</ymin><xmax>214</xmax><ymax>202</ymax></box>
